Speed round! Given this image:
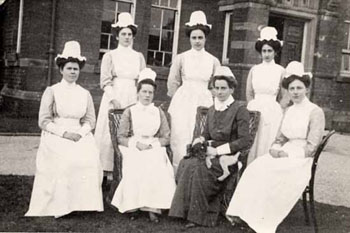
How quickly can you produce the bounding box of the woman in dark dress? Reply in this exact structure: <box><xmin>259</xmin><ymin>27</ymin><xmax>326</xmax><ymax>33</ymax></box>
<box><xmin>169</xmin><ymin>66</ymin><xmax>252</xmax><ymax>228</ymax></box>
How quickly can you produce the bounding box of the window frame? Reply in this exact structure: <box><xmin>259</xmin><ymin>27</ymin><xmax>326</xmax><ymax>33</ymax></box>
<box><xmin>147</xmin><ymin>0</ymin><xmax>182</xmax><ymax>67</ymax></box>
<box><xmin>340</xmin><ymin>20</ymin><xmax>350</xmax><ymax>78</ymax></box>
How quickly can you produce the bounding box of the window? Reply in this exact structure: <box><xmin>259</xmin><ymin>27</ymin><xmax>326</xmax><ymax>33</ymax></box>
<box><xmin>100</xmin><ymin>0</ymin><xmax>136</xmax><ymax>59</ymax></box>
<box><xmin>341</xmin><ymin>21</ymin><xmax>350</xmax><ymax>77</ymax></box>
<box><xmin>147</xmin><ymin>0</ymin><xmax>181</xmax><ymax>67</ymax></box>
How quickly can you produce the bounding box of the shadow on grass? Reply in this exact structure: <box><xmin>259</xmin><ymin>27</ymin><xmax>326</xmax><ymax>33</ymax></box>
<box><xmin>0</xmin><ymin>175</ymin><xmax>349</xmax><ymax>233</ymax></box>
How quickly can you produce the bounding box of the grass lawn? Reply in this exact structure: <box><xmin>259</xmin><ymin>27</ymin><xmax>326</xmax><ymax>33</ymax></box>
<box><xmin>1</xmin><ymin>175</ymin><xmax>349</xmax><ymax>233</ymax></box>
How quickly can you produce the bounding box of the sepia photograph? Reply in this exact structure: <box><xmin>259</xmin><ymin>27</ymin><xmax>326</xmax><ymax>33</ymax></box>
<box><xmin>0</xmin><ymin>0</ymin><xmax>349</xmax><ymax>232</ymax></box>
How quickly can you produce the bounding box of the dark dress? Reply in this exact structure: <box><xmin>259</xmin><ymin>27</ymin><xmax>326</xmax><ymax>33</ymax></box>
<box><xmin>169</xmin><ymin>100</ymin><xmax>252</xmax><ymax>226</ymax></box>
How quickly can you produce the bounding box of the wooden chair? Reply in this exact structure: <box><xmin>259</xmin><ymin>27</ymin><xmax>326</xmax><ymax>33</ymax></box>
<box><xmin>107</xmin><ymin>103</ymin><xmax>172</xmax><ymax>200</ymax></box>
<box><xmin>190</xmin><ymin>105</ymin><xmax>260</xmax><ymax>212</ymax></box>
<box><xmin>301</xmin><ymin>129</ymin><xmax>336</xmax><ymax>232</ymax></box>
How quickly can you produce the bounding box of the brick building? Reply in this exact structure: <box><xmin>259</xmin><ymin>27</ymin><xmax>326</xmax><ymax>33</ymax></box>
<box><xmin>0</xmin><ymin>0</ymin><xmax>349</xmax><ymax>132</ymax></box>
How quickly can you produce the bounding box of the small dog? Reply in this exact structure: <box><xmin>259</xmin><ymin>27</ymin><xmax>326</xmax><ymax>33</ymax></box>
<box><xmin>187</xmin><ymin>141</ymin><xmax>240</xmax><ymax>181</ymax></box>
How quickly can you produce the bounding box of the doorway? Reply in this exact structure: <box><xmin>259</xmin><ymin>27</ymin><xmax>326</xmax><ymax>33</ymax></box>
<box><xmin>268</xmin><ymin>15</ymin><xmax>305</xmax><ymax>67</ymax></box>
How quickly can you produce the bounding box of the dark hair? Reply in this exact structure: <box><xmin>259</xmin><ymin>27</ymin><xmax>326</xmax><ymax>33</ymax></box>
<box><xmin>255</xmin><ymin>39</ymin><xmax>282</xmax><ymax>53</ymax></box>
<box><xmin>281</xmin><ymin>75</ymin><xmax>311</xmax><ymax>89</ymax></box>
<box><xmin>56</xmin><ymin>57</ymin><xmax>85</xmax><ymax>69</ymax></box>
<box><xmin>137</xmin><ymin>79</ymin><xmax>157</xmax><ymax>92</ymax></box>
<box><xmin>212</xmin><ymin>75</ymin><xmax>238</xmax><ymax>89</ymax></box>
<box><xmin>112</xmin><ymin>25</ymin><xmax>137</xmax><ymax>38</ymax></box>
<box><xmin>185</xmin><ymin>24</ymin><xmax>211</xmax><ymax>37</ymax></box>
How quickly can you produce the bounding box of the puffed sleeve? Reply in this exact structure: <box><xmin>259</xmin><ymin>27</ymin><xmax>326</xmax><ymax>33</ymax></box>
<box><xmin>117</xmin><ymin>108</ymin><xmax>133</xmax><ymax>147</ymax></box>
<box><xmin>100</xmin><ymin>52</ymin><xmax>117</xmax><ymax>102</ymax></box>
<box><xmin>305</xmin><ymin>107</ymin><xmax>325</xmax><ymax>157</ymax></box>
<box><xmin>212</xmin><ymin>57</ymin><xmax>221</xmax><ymax>75</ymax></box>
<box><xmin>153</xmin><ymin>108</ymin><xmax>171</xmax><ymax>147</ymax></box>
<box><xmin>277</xmin><ymin>68</ymin><xmax>291</xmax><ymax>110</ymax></box>
<box><xmin>38</xmin><ymin>87</ymin><xmax>65</xmax><ymax>137</ymax></box>
<box><xmin>246</xmin><ymin>67</ymin><xmax>254</xmax><ymax>102</ymax></box>
<box><xmin>167</xmin><ymin>54</ymin><xmax>182</xmax><ymax>97</ymax></box>
<box><xmin>139</xmin><ymin>52</ymin><xmax>146</xmax><ymax>71</ymax></box>
<box><xmin>77</xmin><ymin>91</ymin><xmax>96</xmax><ymax>137</ymax></box>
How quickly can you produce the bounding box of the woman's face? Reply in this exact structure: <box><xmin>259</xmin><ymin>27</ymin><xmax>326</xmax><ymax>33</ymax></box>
<box><xmin>138</xmin><ymin>83</ymin><xmax>154</xmax><ymax>106</ymax></box>
<box><xmin>190</xmin><ymin>29</ymin><xmax>206</xmax><ymax>51</ymax></box>
<box><xmin>261</xmin><ymin>44</ymin><xmax>275</xmax><ymax>63</ymax></box>
<box><xmin>288</xmin><ymin>79</ymin><xmax>308</xmax><ymax>104</ymax></box>
<box><xmin>214</xmin><ymin>79</ymin><xmax>233</xmax><ymax>102</ymax></box>
<box><xmin>117</xmin><ymin>27</ymin><xmax>133</xmax><ymax>47</ymax></box>
<box><xmin>60</xmin><ymin>62</ymin><xmax>80</xmax><ymax>83</ymax></box>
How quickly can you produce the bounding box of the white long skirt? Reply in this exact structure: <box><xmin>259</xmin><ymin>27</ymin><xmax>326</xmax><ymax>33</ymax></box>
<box><xmin>111</xmin><ymin>146</ymin><xmax>176</xmax><ymax>213</ymax></box>
<box><xmin>25</xmin><ymin>131</ymin><xmax>104</xmax><ymax>217</ymax></box>
<box><xmin>226</xmin><ymin>149</ymin><xmax>312</xmax><ymax>233</ymax></box>
<box><xmin>95</xmin><ymin>78</ymin><xmax>137</xmax><ymax>172</ymax></box>
<box><xmin>247</xmin><ymin>94</ymin><xmax>282</xmax><ymax>164</ymax></box>
<box><xmin>168</xmin><ymin>81</ymin><xmax>213</xmax><ymax>170</ymax></box>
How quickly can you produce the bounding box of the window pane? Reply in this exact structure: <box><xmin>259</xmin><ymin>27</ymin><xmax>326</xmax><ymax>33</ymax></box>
<box><xmin>150</xmin><ymin>7</ymin><xmax>162</xmax><ymax>29</ymax></box>
<box><xmin>162</xmin><ymin>9</ymin><xmax>175</xmax><ymax>30</ymax></box>
<box><xmin>147</xmin><ymin>51</ymin><xmax>155</xmax><ymax>66</ymax></box>
<box><xmin>160</xmin><ymin>0</ymin><xmax>169</xmax><ymax>7</ymax></box>
<box><xmin>148</xmin><ymin>28</ymin><xmax>160</xmax><ymax>50</ymax></box>
<box><xmin>100</xmin><ymin>34</ymin><xmax>110</xmax><ymax>49</ymax></box>
<box><xmin>155</xmin><ymin>52</ymin><xmax>164</xmax><ymax>66</ymax></box>
<box><xmin>117</xmin><ymin>2</ymin><xmax>132</xmax><ymax>13</ymax></box>
<box><xmin>152</xmin><ymin>0</ymin><xmax>159</xmax><ymax>5</ymax></box>
<box><xmin>101</xmin><ymin>21</ymin><xmax>112</xmax><ymax>33</ymax></box>
<box><xmin>99</xmin><ymin>52</ymin><xmax>105</xmax><ymax>60</ymax></box>
<box><xmin>161</xmin><ymin>30</ymin><xmax>174</xmax><ymax>52</ymax></box>
<box><xmin>164</xmin><ymin>53</ymin><xmax>172</xmax><ymax>67</ymax></box>
<box><xmin>169</xmin><ymin>0</ymin><xmax>178</xmax><ymax>8</ymax></box>
<box><xmin>342</xmin><ymin>54</ymin><xmax>350</xmax><ymax>71</ymax></box>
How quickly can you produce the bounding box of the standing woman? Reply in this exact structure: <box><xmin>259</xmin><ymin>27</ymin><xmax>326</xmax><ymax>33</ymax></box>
<box><xmin>246</xmin><ymin>26</ymin><xmax>287</xmax><ymax>164</ymax></box>
<box><xmin>26</xmin><ymin>41</ymin><xmax>103</xmax><ymax>217</ymax></box>
<box><xmin>167</xmin><ymin>11</ymin><xmax>220</xmax><ymax>170</ymax></box>
<box><xmin>95</xmin><ymin>12</ymin><xmax>146</xmax><ymax>177</ymax></box>
<box><xmin>226</xmin><ymin>61</ymin><xmax>325</xmax><ymax>233</ymax></box>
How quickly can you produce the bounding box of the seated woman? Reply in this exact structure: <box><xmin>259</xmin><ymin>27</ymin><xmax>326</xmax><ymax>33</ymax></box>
<box><xmin>111</xmin><ymin>68</ymin><xmax>176</xmax><ymax>223</ymax></box>
<box><xmin>25</xmin><ymin>41</ymin><xmax>103</xmax><ymax>217</ymax></box>
<box><xmin>169</xmin><ymin>66</ymin><xmax>252</xmax><ymax>228</ymax></box>
<box><xmin>226</xmin><ymin>61</ymin><xmax>326</xmax><ymax>233</ymax></box>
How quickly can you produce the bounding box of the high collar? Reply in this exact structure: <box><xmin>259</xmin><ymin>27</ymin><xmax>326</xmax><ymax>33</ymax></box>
<box><xmin>293</xmin><ymin>96</ymin><xmax>310</xmax><ymax>108</ymax></box>
<box><xmin>117</xmin><ymin>45</ymin><xmax>132</xmax><ymax>52</ymax></box>
<box><xmin>214</xmin><ymin>95</ymin><xmax>234</xmax><ymax>111</ymax></box>
<box><xmin>190</xmin><ymin>48</ymin><xmax>205</xmax><ymax>55</ymax></box>
<box><xmin>135</xmin><ymin>101</ymin><xmax>156</xmax><ymax>111</ymax></box>
<box><xmin>60</xmin><ymin>78</ymin><xmax>76</xmax><ymax>88</ymax></box>
<box><xmin>262</xmin><ymin>59</ymin><xmax>276</xmax><ymax>66</ymax></box>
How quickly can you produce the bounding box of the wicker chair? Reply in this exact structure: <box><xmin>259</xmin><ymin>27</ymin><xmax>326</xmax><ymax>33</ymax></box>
<box><xmin>107</xmin><ymin>104</ymin><xmax>172</xmax><ymax>200</ymax></box>
<box><xmin>302</xmin><ymin>129</ymin><xmax>336</xmax><ymax>232</ymax></box>
<box><xmin>190</xmin><ymin>105</ymin><xmax>260</xmax><ymax>212</ymax></box>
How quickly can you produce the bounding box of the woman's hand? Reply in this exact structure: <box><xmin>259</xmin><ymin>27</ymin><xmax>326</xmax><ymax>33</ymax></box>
<box><xmin>63</xmin><ymin>132</ymin><xmax>82</xmax><ymax>142</ymax></box>
<box><xmin>270</xmin><ymin>149</ymin><xmax>288</xmax><ymax>158</ymax></box>
<box><xmin>111</xmin><ymin>99</ymin><xmax>121</xmax><ymax>109</ymax></box>
<box><xmin>136</xmin><ymin>142</ymin><xmax>152</xmax><ymax>151</ymax></box>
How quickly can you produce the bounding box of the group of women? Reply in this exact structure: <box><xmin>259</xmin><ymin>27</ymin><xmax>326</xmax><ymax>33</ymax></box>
<box><xmin>25</xmin><ymin>10</ymin><xmax>326</xmax><ymax>233</ymax></box>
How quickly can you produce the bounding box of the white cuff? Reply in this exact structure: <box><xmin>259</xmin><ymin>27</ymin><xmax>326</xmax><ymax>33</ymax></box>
<box><xmin>151</xmin><ymin>140</ymin><xmax>161</xmax><ymax>148</ymax></box>
<box><xmin>216</xmin><ymin>143</ymin><xmax>231</xmax><ymax>155</ymax></box>
<box><xmin>45</xmin><ymin>122</ymin><xmax>65</xmax><ymax>137</ymax></box>
<box><xmin>77</xmin><ymin>124</ymin><xmax>91</xmax><ymax>137</ymax></box>
<box><xmin>128</xmin><ymin>137</ymin><xmax>137</xmax><ymax>148</ymax></box>
<box><xmin>271</xmin><ymin>143</ymin><xmax>282</xmax><ymax>150</ymax></box>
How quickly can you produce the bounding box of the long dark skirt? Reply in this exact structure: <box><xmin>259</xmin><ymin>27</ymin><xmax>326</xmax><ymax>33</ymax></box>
<box><xmin>169</xmin><ymin>156</ymin><xmax>238</xmax><ymax>226</ymax></box>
